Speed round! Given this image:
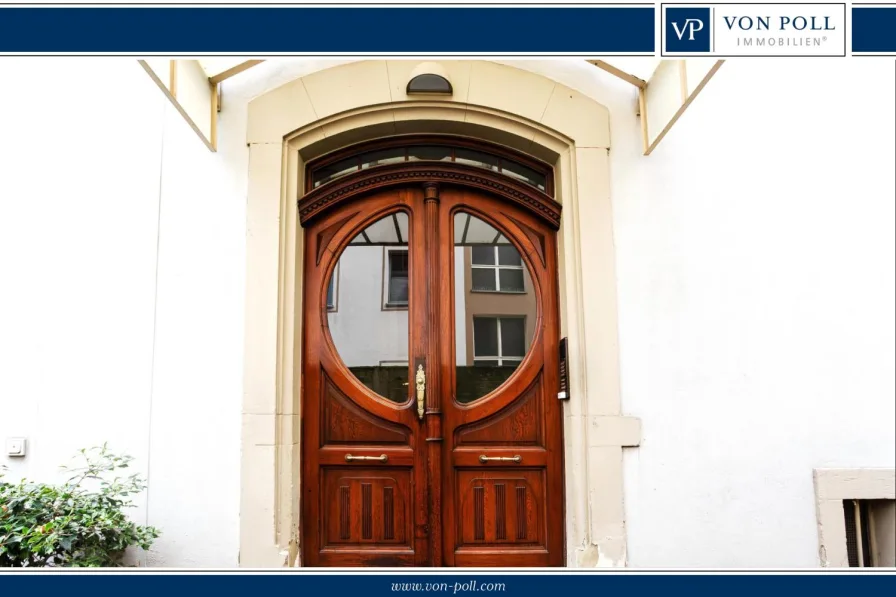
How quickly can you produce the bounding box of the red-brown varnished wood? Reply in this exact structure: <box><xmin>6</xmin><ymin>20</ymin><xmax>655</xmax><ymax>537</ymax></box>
<box><xmin>437</xmin><ymin>188</ymin><xmax>564</xmax><ymax>567</ymax></box>
<box><xmin>422</xmin><ymin>183</ymin><xmax>443</xmax><ymax>566</ymax></box>
<box><xmin>302</xmin><ymin>188</ymin><xmax>429</xmax><ymax>567</ymax></box>
<box><xmin>301</xmin><ymin>182</ymin><xmax>563</xmax><ymax>567</ymax></box>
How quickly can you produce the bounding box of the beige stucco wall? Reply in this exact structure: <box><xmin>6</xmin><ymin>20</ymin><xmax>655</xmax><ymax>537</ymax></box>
<box><xmin>813</xmin><ymin>468</ymin><xmax>896</xmax><ymax>567</ymax></box>
<box><xmin>242</xmin><ymin>60</ymin><xmax>641</xmax><ymax>567</ymax></box>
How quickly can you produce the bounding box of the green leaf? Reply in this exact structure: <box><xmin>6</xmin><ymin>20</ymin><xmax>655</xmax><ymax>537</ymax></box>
<box><xmin>1</xmin><ymin>445</ymin><xmax>159</xmax><ymax>567</ymax></box>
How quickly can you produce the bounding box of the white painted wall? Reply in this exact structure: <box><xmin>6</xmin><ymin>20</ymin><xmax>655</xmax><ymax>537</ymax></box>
<box><xmin>609</xmin><ymin>60</ymin><xmax>896</xmax><ymax>567</ymax></box>
<box><xmin>1</xmin><ymin>57</ymin><xmax>893</xmax><ymax>568</ymax></box>
<box><xmin>0</xmin><ymin>58</ymin><xmax>245</xmax><ymax>566</ymax></box>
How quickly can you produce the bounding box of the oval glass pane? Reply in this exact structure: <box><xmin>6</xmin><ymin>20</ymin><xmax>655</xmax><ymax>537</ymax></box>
<box><xmin>327</xmin><ymin>212</ymin><xmax>410</xmax><ymax>403</ymax></box>
<box><xmin>453</xmin><ymin>212</ymin><xmax>536</xmax><ymax>404</ymax></box>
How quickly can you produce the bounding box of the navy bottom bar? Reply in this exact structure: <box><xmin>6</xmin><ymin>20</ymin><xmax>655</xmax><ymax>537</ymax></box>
<box><xmin>0</xmin><ymin>573</ymin><xmax>893</xmax><ymax>596</ymax></box>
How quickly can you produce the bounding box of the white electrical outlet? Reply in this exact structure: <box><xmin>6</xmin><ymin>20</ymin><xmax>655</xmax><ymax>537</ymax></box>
<box><xmin>5</xmin><ymin>437</ymin><xmax>26</xmax><ymax>457</ymax></box>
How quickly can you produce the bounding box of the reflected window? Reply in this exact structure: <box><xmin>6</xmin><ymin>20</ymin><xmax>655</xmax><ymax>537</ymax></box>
<box><xmin>386</xmin><ymin>249</ymin><xmax>409</xmax><ymax>307</ymax></box>
<box><xmin>471</xmin><ymin>245</ymin><xmax>525</xmax><ymax>293</ymax></box>
<box><xmin>455</xmin><ymin>148</ymin><xmax>499</xmax><ymax>171</ymax></box>
<box><xmin>500</xmin><ymin>160</ymin><xmax>547</xmax><ymax>191</ymax></box>
<box><xmin>408</xmin><ymin>146</ymin><xmax>452</xmax><ymax>162</ymax></box>
<box><xmin>327</xmin><ymin>212</ymin><xmax>410</xmax><ymax>403</ymax></box>
<box><xmin>313</xmin><ymin>157</ymin><xmax>358</xmax><ymax>188</ymax></box>
<box><xmin>360</xmin><ymin>148</ymin><xmax>405</xmax><ymax>169</ymax></box>
<box><xmin>473</xmin><ymin>317</ymin><xmax>526</xmax><ymax>366</ymax></box>
<box><xmin>454</xmin><ymin>212</ymin><xmax>536</xmax><ymax>403</ymax></box>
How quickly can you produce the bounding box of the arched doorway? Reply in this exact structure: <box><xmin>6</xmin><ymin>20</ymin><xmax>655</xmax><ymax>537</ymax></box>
<box><xmin>299</xmin><ymin>138</ymin><xmax>564</xmax><ymax>567</ymax></box>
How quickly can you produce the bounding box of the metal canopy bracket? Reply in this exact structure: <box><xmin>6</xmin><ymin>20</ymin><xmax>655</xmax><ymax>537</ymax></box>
<box><xmin>589</xmin><ymin>58</ymin><xmax>725</xmax><ymax>156</ymax></box>
<box><xmin>138</xmin><ymin>59</ymin><xmax>264</xmax><ymax>152</ymax></box>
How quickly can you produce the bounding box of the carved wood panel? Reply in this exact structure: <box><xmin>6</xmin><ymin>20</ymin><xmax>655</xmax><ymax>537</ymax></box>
<box><xmin>321</xmin><ymin>373</ymin><xmax>411</xmax><ymax>446</ymax></box>
<box><xmin>454</xmin><ymin>470</ymin><xmax>544</xmax><ymax>550</ymax></box>
<box><xmin>455</xmin><ymin>375</ymin><xmax>544</xmax><ymax>447</ymax></box>
<box><xmin>321</xmin><ymin>468</ymin><xmax>413</xmax><ymax>549</ymax></box>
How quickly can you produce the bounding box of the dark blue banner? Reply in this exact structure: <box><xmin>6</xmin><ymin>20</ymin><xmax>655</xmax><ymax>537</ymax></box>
<box><xmin>0</xmin><ymin>573</ymin><xmax>895</xmax><ymax>596</ymax></box>
<box><xmin>852</xmin><ymin>5</ymin><xmax>896</xmax><ymax>53</ymax></box>
<box><xmin>0</xmin><ymin>5</ymin><xmax>655</xmax><ymax>54</ymax></box>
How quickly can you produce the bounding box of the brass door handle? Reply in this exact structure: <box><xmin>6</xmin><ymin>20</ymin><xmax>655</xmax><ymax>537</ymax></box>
<box><xmin>345</xmin><ymin>454</ymin><xmax>388</xmax><ymax>462</ymax></box>
<box><xmin>479</xmin><ymin>455</ymin><xmax>522</xmax><ymax>463</ymax></box>
<box><xmin>414</xmin><ymin>364</ymin><xmax>425</xmax><ymax>421</ymax></box>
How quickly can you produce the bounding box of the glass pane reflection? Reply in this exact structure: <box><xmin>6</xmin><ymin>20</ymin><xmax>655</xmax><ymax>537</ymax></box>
<box><xmin>327</xmin><ymin>212</ymin><xmax>410</xmax><ymax>403</ymax></box>
<box><xmin>454</xmin><ymin>212</ymin><xmax>535</xmax><ymax>403</ymax></box>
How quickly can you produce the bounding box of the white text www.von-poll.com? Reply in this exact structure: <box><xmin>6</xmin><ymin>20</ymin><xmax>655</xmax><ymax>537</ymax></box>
<box><xmin>391</xmin><ymin>581</ymin><xmax>507</xmax><ymax>593</ymax></box>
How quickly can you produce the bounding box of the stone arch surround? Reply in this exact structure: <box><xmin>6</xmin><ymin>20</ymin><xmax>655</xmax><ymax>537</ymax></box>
<box><xmin>241</xmin><ymin>60</ymin><xmax>639</xmax><ymax>567</ymax></box>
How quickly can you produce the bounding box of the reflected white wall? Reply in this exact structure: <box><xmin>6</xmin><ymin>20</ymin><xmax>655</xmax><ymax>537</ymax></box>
<box><xmin>454</xmin><ymin>247</ymin><xmax>466</xmax><ymax>366</ymax></box>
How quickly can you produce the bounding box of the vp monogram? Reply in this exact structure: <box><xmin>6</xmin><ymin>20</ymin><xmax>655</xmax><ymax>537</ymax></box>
<box><xmin>672</xmin><ymin>18</ymin><xmax>705</xmax><ymax>41</ymax></box>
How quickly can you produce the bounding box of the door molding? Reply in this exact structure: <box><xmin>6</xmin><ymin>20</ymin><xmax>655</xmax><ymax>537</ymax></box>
<box><xmin>242</xmin><ymin>60</ymin><xmax>639</xmax><ymax>568</ymax></box>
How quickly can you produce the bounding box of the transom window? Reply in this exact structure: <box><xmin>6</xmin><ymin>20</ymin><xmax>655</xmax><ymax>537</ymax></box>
<box><xmin>307</xmin><ymin>137</ymin><xmax>552</xmax><ymax>194</ymax></box>
<box><xmin>473</xmin><ymin>317</ymin><xmax>526</xmax><ymax>367</ymax></box>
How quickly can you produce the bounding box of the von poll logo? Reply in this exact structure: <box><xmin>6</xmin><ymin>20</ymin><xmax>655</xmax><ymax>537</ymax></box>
<box><xmin>662</xmin><ymin>3</ymin><xmax>846</xmax><ymax>57</ymax></box>
<box><xmin>666</xmin><ymin>7</ymin><xmax>711</xmax><ymax>52</ymax></box>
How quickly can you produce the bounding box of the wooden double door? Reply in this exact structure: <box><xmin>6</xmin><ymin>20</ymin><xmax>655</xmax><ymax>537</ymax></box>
<box><xmin>301</xmin><ymin>182</ymin><xmax>563</xmax><ymax>567</ymax></box>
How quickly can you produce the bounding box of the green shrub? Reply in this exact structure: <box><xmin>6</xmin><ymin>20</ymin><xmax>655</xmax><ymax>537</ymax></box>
<box><xmin>0</xmin><ymin>444</ymin><xmax>159</xmax><ymax>567</ymax></box>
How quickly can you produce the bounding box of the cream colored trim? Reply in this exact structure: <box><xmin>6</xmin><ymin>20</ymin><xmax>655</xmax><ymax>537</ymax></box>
<box><xmin>638</xmin><ymin>88</ymin><xmax>649</xmax><ymax>155</ymax></box>
<box><xmin>587</xmin><ymin>60</ymin><xmax>647</xmax><ymax>89</ymax></box>
<box><xmin>242</xmin><ymin>60</ymin><xmax>639</xmax><ymax>568</ymax></box>
<box><xmin>209</xmin><ymin>82</ymin><xmax>218</xmax><ymax>151</ymax></box>
<box><xmin>138</xmin><ymin>59</ymin><xmax>217</xmax><ymax>152</ymax></box>
<box><xmin>209</xmin><ymin>59</ymin><xmax>265</xmax><ymax>85</ymax></box>
<box><xmin>813</xmin><ymin>468</ymin><xmax>896</xmax><ymax>567</ymax></box>
<box><xmin>169</xmin><ymin>60</ymin><xmax>178</xmax><ymax>99</ymax></box>
<box><xmin>678</xmin><ymin>61</ymin><xmax>688</xmax><ymax>103</ymax></box>
<box><xmin>644</xmin><ymin>60</ymin><xmax>724</xmax><ymax>156</ymax></box>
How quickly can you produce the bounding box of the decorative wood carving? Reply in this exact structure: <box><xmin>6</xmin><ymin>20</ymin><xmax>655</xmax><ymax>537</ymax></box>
<box><xmin>383</xmin><ymin>487</ymin><xmax>395</xmax><ymax>540</ymax></box>
<box><xmin>316</xmin><ymin>212</ymin><xmax>358</xmax><ymax>265</ymax></box>
<box><xmin>515</xmin><ymin>486</ymin><xmax>527</xmax><ymax>540</ymax></box>
<box><xmin>495</xmin><ymin>484</ymin><xmax>507</xmax><ymax>540</ymax></box>
<box><xmin>299</xmin><ymin>163</ymin><xmax>562</xmax><ymax>230</ymax></box>
<box><xmin>505</xmin><ymin>214</ymin><xmax>547</xmax><ymax>268</ymax></box>
<box><xmin>361</xmin><ymin>483</ymin><xmax>373</xmax><ymax>539</ymax></box>
<box><xmin>322</xmin><ymin>374</ymin><xmax>410</xmax><ymax>446</ymax></box>
<box><xmin>457</xmin><ymin>474</ymin><xmax>542</xmax><ymax>548</ymax></box>
<box><xmin>455</xmin><ymin>375</ymin><xmax>543</xmax><ymax>446</ymax></box>
<box><xmin>339</xmin><ymin>486</ymin><xmax>350</xmax><ymax>539</ymax></box>
<box><xmin>473</xmin><ymin>486</ymin><xmax>485</xmax><ymax>540</ymax></box>
<box><xmin>322</xmin><ymin>471</ymin><xmax>411</xmax><ymax>551</ymax></box>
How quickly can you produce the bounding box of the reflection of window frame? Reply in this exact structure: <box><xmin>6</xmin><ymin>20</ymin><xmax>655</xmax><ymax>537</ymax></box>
<box><xmin>470</xmin><ymin>246</ymin><xmax>525</xmax><ymax>293</ymax></box>
<box><xmin>472</xmin><ymin>316</ymin><xmax>526</xmax><ymax>366</ymax></box>
<box><xmin>382</xmin><ymin>247</ymin><xmax>409</xmax><ymax>310</ymax></box>
<box><xmin>326</xmin><ymin>263</ymin><xmax>339</xmax><ymax>312</ymax></box>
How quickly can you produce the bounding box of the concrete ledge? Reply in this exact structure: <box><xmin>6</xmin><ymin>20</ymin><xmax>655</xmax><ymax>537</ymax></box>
<box><xmin>587</xmin><ymin>416</ymin><xmax>641</xmax><ymax>447</ymax></box>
